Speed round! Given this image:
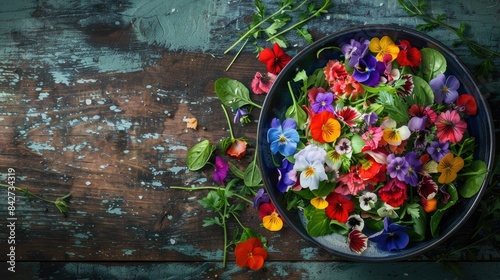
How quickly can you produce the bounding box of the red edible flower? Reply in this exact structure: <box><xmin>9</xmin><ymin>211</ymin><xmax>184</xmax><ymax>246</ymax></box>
<box><xmin>397</xmin><ymin>40</ymin><xmax>422</xmax><ymax>68</ymax></box>
<box><xmin>226</xmin><ymin>138</ymin><xmax>247</xmax><ymax>159</ymax></box>
<box><xmin>325</xmin><ymin>192</ymin><xmax>355</xmax><ymax>223</ymax></box>
<box><xmin>378</xmin><ymin>178</ymin><xmax>407</xmax><ymax>207</ymax></box>
<box><xmin>348</xmin><ymin>230</ymin><xmax>368</xmax><ymax>254</ymax></box>
<box><xmin>234</xmin><ymin>237</ymin><xmax>268</xmax><ymax>270</ymax></box>
<box><xmin>435</xmin><ymin>110</ymin><xmax>467</xmax><ymax>144</ymax></box>
<box><xmin>258</xmin><ymin>43</ymin><xmax>292</xmax><ymax>75</ymax></box>
<box><xmin>456</xmin><ymin>94</ymin><xmax>477</xmax><ymax>115</ymax></box>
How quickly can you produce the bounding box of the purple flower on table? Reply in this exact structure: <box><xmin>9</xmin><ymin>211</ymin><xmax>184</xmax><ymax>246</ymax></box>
<box><xmin>253</xmin><ymin>188</ymin><xmax>270</xmax><ymax>209</ymax></box>
<box><xmin>352</xmin><ymin>54</ymin><xmax>385</xmax><ymax>87</ymax></box>
<box><xmin>267</xmin><ymin>118</ymin><xmax>300</xmax><ymax>157</ymax></box>
<box><xmin>213</xmin><ymin>156</ymin><xmax>229</xmax><ymax>185</ymax></box>
<box><xmin>430</xmin><ymin>73</ymin><xmax>460</xmax><ymax>104</ymax></box>
<box><xmin>277</xmin><ymin>159</ymin><xmax>297</xmax><ymax>193</ymax></box>
<box><xmin>233</xmin><ymin>108</ymin><xmax>249</xmax><ymax>124</ymax></box>
<box><xmin>312</xmin><ymin>92</ymin><xmax>335</xmax><ymax>114</ymax></box>
<box><xmin>387</xmin><ymin>153</ymin><xmax>409</xmax><ymax>182</ymax></box>
<box><xmin>341</xmin><ymin>38</ymin><xmax>370</xmax><ymax>68</ymax></box>
<box><xmin>404</xmin><ymin>152</ymin><xmax>423</xmax><ymax>186</ymax></box>
<box><xmin>427</xmin><ymin>141</ymin><xmax>450</xmax><ymax>162</ymax></box>
<box><xmin>369</xmin><ymin>217</ymin><xmax>409</xmax><ymax>251</ymax></box>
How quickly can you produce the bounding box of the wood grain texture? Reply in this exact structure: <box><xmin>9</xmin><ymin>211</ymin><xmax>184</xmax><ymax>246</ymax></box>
<box><xmin>0</xmin><ymin>0</ymin><xmax>499</xmax><ymax>276</ymax></box>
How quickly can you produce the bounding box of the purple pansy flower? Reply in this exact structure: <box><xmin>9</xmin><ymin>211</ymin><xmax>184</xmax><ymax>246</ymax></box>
<box><xmin>404</xmin><ymin>152</ymin><xmax>423</xmax><ymax>186</ymax></box>
<box><xmin>213</xmin><ymin>156</ymin><xmax>229</xmax><ymax>185</ymax></box>
<box><xmin>427</xmin><ymin>141</ymin><xmax>450</xmax><ymax>162</ymax></box>
<box><xmin>341</xmin><ymin>38</ymin><xmax>370</xmax><ymax>68</ymax></box>
<box><xmin>364</xmin><ymin>112</ymin><xmax>378</xmax><ymax>126</ymax></box>
<box><xmin>233</xmin><ymin>108</ymin><xmax>249</xmax><ymax>124</ymax></box>
<box><xmin>408</xmin><ymin>116</ymin><xmax>427</xmax><ymax>132</ymax></box>
<box><xmin>312</xmin><ymin>92</ymin><xmax>335</xmax><ymax>114</ymax></box>
<box><xmin>267</xmin><ymin>118</ymin><xmax>300</xmax><ymax>156</ymax></box>
<box><xmin>430</xmin><ymin>73</ymin><xmax>460</xmax><ymax>104</ymax></box>
<box><xmin>352</xmin><ymin>54</ymin><xmax>385</xmax><ymax>87</ymax></box>
<box><xmin>369</xmin><ymin>217</ymin><xmax>409</xmax><ymax>251</ymax></box>
<box><xmin>277</xmin><ymin>159</ymin><xmax>297</xmax><ymax>193</ymax></box>
<box><xmin>253</xmin><ymin>188</ymin><xmax>270</xmax><ymax>209</ymax></box>
<box><xmin>387</xmin><ymin>154</ymin><xmax>409</xmax><ymax>182</ymax></box>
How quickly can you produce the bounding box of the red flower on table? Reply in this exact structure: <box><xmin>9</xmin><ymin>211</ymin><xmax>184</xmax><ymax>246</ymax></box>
<box><xmin>226</xmin><ymin>138</ymin><xmax>247</xmax><ymax>159</ymax></box>
<box><xmin>258</xmin><ymin>43</ymin><xmax>292</xmax><ymax>75</ymax></box>
<box><xmin>234</xmin><ymin>237</ymin><xmax>268</xmax><ymax>271</ymax></box>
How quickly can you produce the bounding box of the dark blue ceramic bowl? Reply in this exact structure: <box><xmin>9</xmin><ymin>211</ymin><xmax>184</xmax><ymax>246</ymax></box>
<box><xmin>257</xmin><ymin>25</ymin><xmax>495</xmax><ymax>261</ymax></box>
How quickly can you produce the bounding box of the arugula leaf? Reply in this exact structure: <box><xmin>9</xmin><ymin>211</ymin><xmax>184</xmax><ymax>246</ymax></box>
<box><xmin>376</xmin><ymin>91</ymin><xmax>410</xmax><ymax>123</ymax></box>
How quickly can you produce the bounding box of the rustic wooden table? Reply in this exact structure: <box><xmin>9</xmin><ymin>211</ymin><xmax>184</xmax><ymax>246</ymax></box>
<box><xmin>0</xmin><ymin>0</ymin><xmax>499</xmax><ymax>279</ymax></box>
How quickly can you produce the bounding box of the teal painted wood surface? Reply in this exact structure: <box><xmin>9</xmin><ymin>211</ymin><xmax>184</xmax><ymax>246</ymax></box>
<box><xmin>0</xmin><ymin>0</ymin><xmax>498</xmax><ymax>279</ymax></box>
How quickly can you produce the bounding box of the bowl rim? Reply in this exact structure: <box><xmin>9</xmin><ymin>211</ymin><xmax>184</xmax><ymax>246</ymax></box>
<box><xmin>256</xmin><ymin>24</ymin><xmax>496</xmax><ymax>261</ymax></box>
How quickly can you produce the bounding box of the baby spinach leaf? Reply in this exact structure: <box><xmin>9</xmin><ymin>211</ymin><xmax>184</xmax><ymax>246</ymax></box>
<box><xmin>419</xmin><ymin>48</ymin><xmax>447</xmax><ymax>82</ymax></box>
<box><xmin>215</xmin><ymin>78</ymin><xmax>261</xmax><ymax>110</ymax></box>
<box><xmin>244</xmin><ymin>159</ymin><xmax>262</xmax><ymax>187</ymax></box>
<box><xmin>304</xmin><ymin>206</ymin><xmax>333</xmax><ymax>237</ymax></box>
<box><xmin>187</xmin><ymin>140</ymin><xmax>216</xmax><ymax>171</ymax></box>
<box><xmin>406</xmin><ymin>75</ymin><xmax>434</xmax><ymax>106</ymax></box>
<box><xmin>460</xmin><ymin>160</ymin><xmax>488</xmax><ymax>198</ymax></box>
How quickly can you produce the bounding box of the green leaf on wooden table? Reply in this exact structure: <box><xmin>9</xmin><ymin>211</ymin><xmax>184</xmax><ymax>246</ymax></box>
<box><xmin>418</xmin><ymin>48</ymin><xmax>447</xmax><ymax>82</ymax></box>
<box><xmin>202</xmin><ymin>217</ymin><xmax>222</xmax><ymax>227</ymax></box>
<box><xmin>186</xmin><ymin>140</ymin><xmax>216</xmax><ymax>171</ymax></box>
<box><xmin>460</xmin><ymin>160</ymin><xmax>488</xmax><ymax>198</ymax></box>
<box><xmin>304</xmin><ymin>206</ymin><xmax>334</xmax><ymax>237</ymax></box>
<box><xmin>244</xmin><ymin>159</ymin><xmax>262</xmax><ymax>187</ymax></box>
<box><xmin>430</xmin><ymin>184</ymin><xmax>459</xmax><ymax>237</ymax></box>
<box><xmin>405</xmin><ymin>75</ymin><xmax>434</xmax><ymax>106</ymax></box>
<box><xmin>228</xmin><ymin>162</ymin><xmax>245</xmax><ymax>179</ymax></box>
<box><xmin>214</xmin><ymin>78</ymin><xmax>260</xmax><ymax>110</ymax></box>
<box><xmin>198</xmin><ymin>190</ymin><xmax>223</xmax><ymax>211</ymax></box>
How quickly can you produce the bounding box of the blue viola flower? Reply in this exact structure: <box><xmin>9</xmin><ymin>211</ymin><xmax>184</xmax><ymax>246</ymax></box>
<box><xmin>267</xmin><ymin>118</ymin><xmax>300</xmax><ymax>156</ymax></box>
<box><xmin>253</xmin><ymin>188</ymin><xmax>270</xmax><ymax>209</ymax></box>
<box><xmin>352</xmin><ymin>54</ymin><xmax>385</xmax><ymax>87</ymax></box>
<box><xmin>369</xmin><ymin>217</ymin><xmax>409</xmax><ymax>251</ymax></box>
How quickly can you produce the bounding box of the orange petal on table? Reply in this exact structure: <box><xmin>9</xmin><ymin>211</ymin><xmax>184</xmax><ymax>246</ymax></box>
<box><xmin>185</xmin><ymin>117</ymin><xmax>198</xmax><ymax>129</ymax></box>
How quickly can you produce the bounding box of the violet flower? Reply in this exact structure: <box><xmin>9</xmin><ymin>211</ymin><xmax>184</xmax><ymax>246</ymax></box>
<box><xmin>352</xmin><ymin>54</ymin><xmax>384</xmax><ymax>87</ymax></box>
<box><xmin>277</xmin><ymin>159</ymin><xmax>296</xmax><ymax>193</ymax></box>
<box><xmin>387</xmin><ymin>153</ymin><xmax>409</xmax><ymax>182</ymax></box>
<box><xmin>364</xmin><ymin>112</ymin><xmax>378</xmax><ymax>126</ymax></box>
<box><xmin>430</xmin><ymin>73</ymin><xmax>460</xmax><ymax>104</ymax></box>
<box><xmin>233</xmin><ymin>108</ymin><xmax>249</xmax><ymax>124</ymax></box>
<box><xmin>253</xmin><ymin>188</ymin><xmax>270</xmax><ymax>209</ymax></box>
<box><xmin>311</xmin><ymin>92</ymin><xmax>335</xmax><ymax>114</ymax></box>
<box><xmin>404</xmin><ymin>152</ymin><xmax>423</xmax><ymax>186</ymax></box>
<box><xmin>427</xmin><ymin>141</ymin><xmax>450</xmax><ymax>162</ymax></box>
<box><xmin>342</xmin><ymin>38</ymin><xmax>370</xmax><ymax>68</ymax></box>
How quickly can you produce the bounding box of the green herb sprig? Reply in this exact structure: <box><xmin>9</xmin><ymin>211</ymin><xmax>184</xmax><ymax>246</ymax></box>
<box><xmin>224</xmin><ymin>0</ymin><xmax>331</xmax><ymax>70</ymax></box>
<box><xmin>1</xmin><ymin>184</ymin><xmax>71</xmax><ymax>215</ymax></box>
<box><xmin>397</xmin><ymin>0</ymin><xmax>500</xmax><ymax>77</ymax></box>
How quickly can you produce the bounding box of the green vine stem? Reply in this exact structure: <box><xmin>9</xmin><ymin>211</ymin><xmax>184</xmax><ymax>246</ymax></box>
<box><xmin>169</xmin><ymin>186</ymin><xmax>254</xmax><ymax>204</ymax></box>
<box><xmin>0</xmin><ymin>184</ymin><xmax>71</xmax><ymax>214</ymax></box>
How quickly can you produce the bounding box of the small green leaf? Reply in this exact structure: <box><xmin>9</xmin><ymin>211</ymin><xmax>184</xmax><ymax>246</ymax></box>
<box><xmin>430</xmin><ymin>185</ymin><xmax>458</xmax><ymax>237</ymax></box>
<box><xmin>406</xmin><ymin>75</ymin><xmax>434</xmax><ymax>106</ymax></box>
<box><xmin>350</xmin><ymin>134</ymin><xmax>365</xmax><ymax>154</ymax></box>
<box><xmin>312</xmin><ymin>180</ymin><xmax>335</xmax><ymax>198</ymax></box>
<box><xmin>460</xmin><ymin>160</ymin><xmax>488</xmax><ymax>198</ymax></box>
<box><xmin>244</xmin><ymin>159</ymin><xmax>262</xmax><ymax>187</ymax></box>
<box><xmin>228</xmin><ymin>162</ymin><xmax>245</xmax><ymax>179</ymax></box>
<box><xmin>186</xmin><ymin>140</ymin><xmax>216</xmax><ymax>171</ymax></box>
<box><xmin>214</xmin><ymin>78</ymin><xmax>256</xmax><ymax>110</ymax></box>
<box><xmin>418</xmin><ymin>48</ymin><xmax>447</xmax><ymax>82</ymax></box>
<box><xmin>304</xmin><ymin>206</ymin><xmax>333</xmax><ymax>237</ymax></box>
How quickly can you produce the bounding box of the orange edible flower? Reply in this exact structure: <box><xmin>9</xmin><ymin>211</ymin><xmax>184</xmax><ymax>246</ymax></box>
<box><xmin>234</xmin><ymin>237</ymin><xmax>268</xmax><ymax>270</ymax></box>
<box><xmin>437</xmin><ymin>153</ymin><xmax>464</xmax><ymax>184</ymax></box>
<box><xmin>226</xmin><ymin>138</ymin><xmax>247</xmax><ymax>159</ymax></box>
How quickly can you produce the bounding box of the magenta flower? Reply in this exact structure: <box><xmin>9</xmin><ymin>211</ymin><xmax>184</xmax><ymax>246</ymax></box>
<box><xmin>251</xmin><ymin>72</ymin><xmax>276</xmax><ymax>95</ymax></box>
<box><xmin>213</xmin><ymin>156</ymin><xmax>229</xmax><ymax>185</ymax></box>
<box><xmin>430</xmin><ymin>73</ymin><xmax>460</xmax><ymax>104</ymax></box>
<box><xmin>435</xmin><ymin>110</ymin><xmax>467</xmax><ymax>143</ymax></box>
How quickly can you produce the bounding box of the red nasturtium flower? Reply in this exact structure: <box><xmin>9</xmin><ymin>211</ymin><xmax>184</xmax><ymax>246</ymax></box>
<box><xmin>234</xmin><ymin>237</ymin><xmax>268</xmax><ymax>270</ymax></box>
<box><xmin>325</xmin><ymin>192</ymin><xmax>355</xmax><ymax>223</ymax></box>
<box><xmin>226</xmin><ymin>138</ymin><xmax>247</xmax><ymax>159</ymax></box>
<box><xmin>258</xmin><ymin>43</ymin><xmax>292</xmax><ymax>75</ymax></box>
<box><xmin>397</xmin><ymin>40</ymin><xmax>422</xmax><ymax>68</ymax></box>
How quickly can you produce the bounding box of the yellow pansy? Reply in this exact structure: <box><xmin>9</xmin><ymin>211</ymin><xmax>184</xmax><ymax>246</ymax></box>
<box><xmin>369</xmin><ymin>36</ymin><xmax>400</xmax><ymax>62</ymax></box>
<box><xmin>311</xmin><ymin>196</ymin><xmax>329</xmax><ymax>209</ymax></box>
<box><xmin>437</xmin><ymin>153</ymin><xmax>464</xmax><ymax>184</ymax></box>
<box><xmin>262</xmin><ymin>212</ymin><xmax>284</xmax><ymax>231</ymax></box>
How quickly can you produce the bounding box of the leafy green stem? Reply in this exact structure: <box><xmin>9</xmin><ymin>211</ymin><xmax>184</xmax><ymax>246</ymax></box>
<box><xmin>223</xmin><ymin>1</ymin><xmax>297</xmax><ymax>55</ymax></box>
<box><xmin>170</xmin><ymin>186</ymin><xmax>254</xmax><ymax>204</ymax></box>
<box><xmin>221</xmin><ymin>104</ymin><xmax>236</xmax><ymax>140</ymax></box>
<box><xmin>225</xmin><ymin>38</ymin><xmax>249</xmax><ymax>71</ymax></box>
<box><xmin>266</xmin><ymin>0</ymin><xmax>330</xmax><ymax>42</ymax></box>
<box><xmin>0</xmin><ymin>184</ymin><xmax>71</xmax><ymax>214</ymax></box>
